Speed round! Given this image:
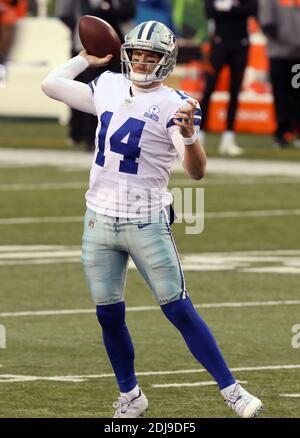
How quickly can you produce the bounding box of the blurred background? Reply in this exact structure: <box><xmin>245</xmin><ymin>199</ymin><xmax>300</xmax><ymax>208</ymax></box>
<box><xmin>0</xmin><ymin>0</ymin><xmax>299</xmax><ymax>154</ymax></box>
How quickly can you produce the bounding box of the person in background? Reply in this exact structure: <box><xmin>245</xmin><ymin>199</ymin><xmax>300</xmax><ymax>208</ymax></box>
<box><xmin>200</xmin><ymin>0</ymin><xmax>257</xmax><ymax>156</ymax></box>
<box><xmin>56</xmin><ymin>0</ymin><xmax>81</xmax><ymax>62</ymax></box>
<box><xmin>27</xmin><ymin>0</ymin><xmax>36</xmax><ymax>15</ymax></box>
<box><xmin>0</xmin><ymin>0</ymin><xmax>27</xmax><ymax>67</ymax></box>
<box><xmin>81</xmin><ymin>0</ymin><xmax>136</xmax><ymax>43</ymax></box>
<box><xmin>259</xmin><ymin>0</ymin><xmax>300</xmax><ymax>149</ymax></box>
<box><xmin>56</xmin><ymin>0</ymin><xmax>96</xmax><ymax>150</ymax></box>
<box><xmin>135</xmin><ymin>0</ymin><xmax>176</xmax><ymax>32</ymax></box>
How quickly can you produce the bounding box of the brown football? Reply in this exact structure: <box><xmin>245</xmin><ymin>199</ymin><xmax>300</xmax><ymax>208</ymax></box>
<box><xmin>79</xmin><ymin>15</ymin><xmax>121</xmax><ymax>61</ymax></box>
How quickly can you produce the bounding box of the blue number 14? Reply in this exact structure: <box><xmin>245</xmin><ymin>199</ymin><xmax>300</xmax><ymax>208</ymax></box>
<box><xmin>96</xmin><ymin>111</ymin><xmax>145</xmax><ymax>175</ymax></box>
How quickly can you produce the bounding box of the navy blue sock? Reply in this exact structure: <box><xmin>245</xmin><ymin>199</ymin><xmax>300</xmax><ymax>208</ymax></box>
<box><xmin>96</xmin><ymin>302</ymin><xmax>137</xmax><ymax>393</ymax></box>
<box><xmin>161</xmin><ymin>297</ymin><xmax>235</xmax><ymax>390</ymax></box>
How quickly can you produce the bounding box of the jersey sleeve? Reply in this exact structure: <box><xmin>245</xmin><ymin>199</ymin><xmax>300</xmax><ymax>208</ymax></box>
<box><xmin>41</xmin><ymin>55</ymin><xmax>96</xmax><ymax>115</ymax></box>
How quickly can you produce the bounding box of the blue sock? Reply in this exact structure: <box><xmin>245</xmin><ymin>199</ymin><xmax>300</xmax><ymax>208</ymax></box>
<box><xmin>96</xmin><ymin>302</ymin><xmax>137</xmax><ymax>393</ymax></box>
<box><xmin>161</xmin><ymin>297</ymin><xmax>235</xmax><ymax>390</ymax></box>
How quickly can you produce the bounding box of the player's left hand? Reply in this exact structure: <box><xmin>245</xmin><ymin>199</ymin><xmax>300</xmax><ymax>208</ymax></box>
<box><xmin>173</xmin><ymin>98</ymin><xmax>198</xmax><ymax>139</ymax></box>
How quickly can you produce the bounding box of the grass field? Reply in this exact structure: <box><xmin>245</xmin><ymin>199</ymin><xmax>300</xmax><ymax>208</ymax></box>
<box><xmin>1</xmin><ymin>119</ymin><xmax>300</xmax><ymax>160</ymax></box>
<box><xmin>0</xmin><ymin>120</ymin><xmax>300</xmax><ymax>418</ymax></box>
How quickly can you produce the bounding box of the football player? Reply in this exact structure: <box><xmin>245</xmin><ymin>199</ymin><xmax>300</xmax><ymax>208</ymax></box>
<box><xmin>42</xmin><ymin>21</ymin><xmax>263</xmax><ymax>418</ymax></box>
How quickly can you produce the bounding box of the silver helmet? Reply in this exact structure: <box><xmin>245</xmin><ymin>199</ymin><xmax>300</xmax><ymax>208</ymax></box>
<box><xmin>121</xmin><ymin>21</ymin><xmax>178</xmax><ymax>85</ymax></box>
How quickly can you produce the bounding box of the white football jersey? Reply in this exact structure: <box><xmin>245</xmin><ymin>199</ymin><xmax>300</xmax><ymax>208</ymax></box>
<box><xmin>86</xmin><ymin>71</ymin><xmax>201</xmax><ymax>218</ymax></box>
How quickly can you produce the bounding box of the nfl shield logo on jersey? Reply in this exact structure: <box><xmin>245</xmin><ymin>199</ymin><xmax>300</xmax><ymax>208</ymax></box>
<box><xmin>144</xmin><ymin>105</ymin><xmax>160</xmax><ymax>122</ymax></box>
<box><xmin>88</xmin><ymin>219</ymin><xmax>95</xmax><ymax>229</ymax></box>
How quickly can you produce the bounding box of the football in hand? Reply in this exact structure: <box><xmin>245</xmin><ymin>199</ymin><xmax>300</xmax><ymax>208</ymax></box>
<box><xmin>79</xmin><ymin>15</ymin><xmax>121</xmax><ymax>61</ymax></box>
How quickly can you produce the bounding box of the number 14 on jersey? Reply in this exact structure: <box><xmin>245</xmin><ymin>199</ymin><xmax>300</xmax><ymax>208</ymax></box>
<box><xmin>96</xmin><ymin>111</ymin><xmax>145</xmax><ymax>175</ymax></box>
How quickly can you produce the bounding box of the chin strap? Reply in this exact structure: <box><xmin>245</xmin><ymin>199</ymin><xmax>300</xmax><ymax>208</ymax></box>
<box><xmin>129</xmin><ymin>71</ymin><xmax>158</xmax><ymax>85</ymax></box>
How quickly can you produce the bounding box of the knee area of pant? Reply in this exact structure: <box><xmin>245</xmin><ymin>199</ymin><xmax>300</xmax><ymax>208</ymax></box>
<box><xmin>161</xmin><ymin>297</ymin><xmax>197</xmax><ymax>324</ymax></box>
<box><xmin>96</xmin><ymin>301</ymin><xmax>125</xmax><ymax>330</ymax></box>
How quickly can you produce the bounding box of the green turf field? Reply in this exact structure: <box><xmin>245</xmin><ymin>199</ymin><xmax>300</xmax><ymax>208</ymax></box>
<box><xmin>0</xmin><ymin>121</ymin><xmax>300</xmax><ymax>418</ymax></box>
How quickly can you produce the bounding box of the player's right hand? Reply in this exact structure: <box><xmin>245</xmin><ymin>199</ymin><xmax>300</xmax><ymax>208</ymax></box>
<box><xmin>79</xmin><ymin>50</ymin><xmax>113</xmax><ymax>68</ymax></box>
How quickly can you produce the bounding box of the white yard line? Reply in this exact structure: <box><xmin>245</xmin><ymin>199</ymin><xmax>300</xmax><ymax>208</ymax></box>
<box><xmin>152</xmin><ymin>380</ymin><xmax>248</xmax><ymax>388</ymax></box>
<box><xmin>0</xmin><ymin>245</ymin><xmax>78</xmax><ymax>251</ymax></box>
<box><xmin>0</xmin><ymin>182</ymin><xmax>87</xmax><ymax>191</ymax></box>
<box><xmin>0</xmin><ymin>149</ymin><xmax>94</xmax><ymax>169</ymax></box>
<box><xmin>1</xmin><ymin>248</ymin><xmax>300</xmax><ymax>272</ymax></box>
<box><xmin>0</xmin><ymin>216</ymin><xmax>82</xmax><ymax>225</ymax></box>
<box><xmin>0</xmin><ymin>250</ymin><xmax>80</xmax><ymax>259</ymax></box>
<box><xmin>0</xmin><ymin>308</ymin><xmax>95</xmax><ymax>317</ymax></box>
<box><xmin>176</xmin><ymin>209</ymin><xmax>300</xmax><ymax>220</ymax></box>
<box><xmin>1</xmin><ymin>300</ymin><xmax>300</xmax><ymax>318</ymax></box>
<box><xmin>205</xmin><ymin>209</ymin><xmax>300</xmax><ymax>219</ymax></box>
<box><xmin>1</xmin><ymin>209</ymin><xmax>300</xmax><ymax>225</ymax></box>
<box><xmin>280</xmin><ymin>394</ymin><xmax>300</xmax><ymax>398</ymax></box>
<box><xmin>171</xmin><ymin>177</ymin><xmax>300</xmax><ymax>186</ymax></box>
<box><xmin>1</xmin><ymin>177</ymin><xmax>300</xmax><ymax>192</ymax></box>
<box><xmin>2</xmin><ymin>248</ymin><xmax>300</xmax><ymax>257</ymax></box>
<box><xmin>1</xmin><ymin>149</ymin><xmax>300</xmax><ymax>176</ymax></box>
<box><xmin>0</xmin><ymin>258</ymin><xmax>80</xmax><ymax>266</ymax></box>
<box><xmin>2</xmin><ymin>246</ymin><xmax>300</xmax><ymax>256</ymax></box>
<box><xmin>0</xmin><ymin>365</ymin><xmax>299</xmax><ymax>383</ymax></box>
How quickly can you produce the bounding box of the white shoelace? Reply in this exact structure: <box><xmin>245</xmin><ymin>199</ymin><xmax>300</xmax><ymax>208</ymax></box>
<box><xmin>113</xmin><ymin>396</ymin><xmax>131</xmax><ymax>416</ymax></box>
<box><xmin>224</xmin><ymin>385</ymin><xmax>250</xmax><ymax>414</ymax></box>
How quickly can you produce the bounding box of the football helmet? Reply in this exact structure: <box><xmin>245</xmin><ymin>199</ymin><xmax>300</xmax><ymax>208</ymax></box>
<box><xmin>121</xmin><ymin>21</ymin><xmax>178</xmax><ymax>85</ymax></box>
